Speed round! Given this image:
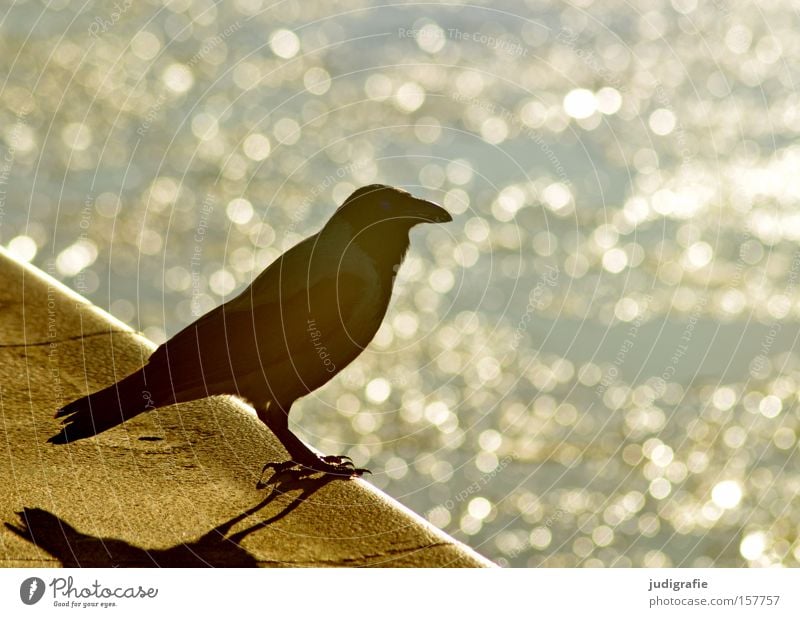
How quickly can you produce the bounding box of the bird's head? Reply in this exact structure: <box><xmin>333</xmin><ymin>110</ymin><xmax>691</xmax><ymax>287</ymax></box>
<box><xmin>334</xmin><ymin>184</ymin><xmax>452</xmax><ymax>231</ymax></box>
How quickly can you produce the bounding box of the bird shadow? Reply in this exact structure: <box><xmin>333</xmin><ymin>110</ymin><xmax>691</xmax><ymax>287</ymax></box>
<box><xmin>5</xmin><ymin>468</ymin><xmax>338</xmax><ymax>567</ymax></box>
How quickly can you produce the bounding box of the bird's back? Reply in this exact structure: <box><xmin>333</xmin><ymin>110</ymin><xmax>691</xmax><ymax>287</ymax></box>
<box><xmin>143</xmin><ymin>223</ymin><xmax>395</xmax><ymax>409</ymax></box>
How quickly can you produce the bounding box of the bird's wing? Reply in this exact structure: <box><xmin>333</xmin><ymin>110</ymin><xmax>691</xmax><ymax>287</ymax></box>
<box><xmin>144</xmin><ymin>236</ymin><xmax>370</xmax><ymax>400</ymax></box>
<box><xmin>141</xmin><ymin>236</ymin><xmax>292</xmax><ymax>399</ymax></box>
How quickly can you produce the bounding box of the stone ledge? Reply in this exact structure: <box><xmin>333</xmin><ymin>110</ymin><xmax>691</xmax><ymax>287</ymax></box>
<box><xmin>0</xmin><ymin>248</ymin><xmax>493</xmax><ymax>568</ymax></box>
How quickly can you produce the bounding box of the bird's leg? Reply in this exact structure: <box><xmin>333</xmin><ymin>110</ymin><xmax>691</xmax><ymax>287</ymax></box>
<box><xmin>273</xmin><ymin>426</ymin><xmax>369</xmax><ymax>477</ymax></box>
<box><xmin>262</xmin><ymin>404</ymin><xmax>369</xmax><ymax>477</ymax></box>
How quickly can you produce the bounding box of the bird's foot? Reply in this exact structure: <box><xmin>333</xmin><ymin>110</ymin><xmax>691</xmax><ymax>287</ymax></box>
<box><xmin>321</xmin><ymin>455</ymin><xmax>353</xmax><ymax>465</ymax></box>
<box><xmin>260</xmin><ymin>455</ymin><xmax>369</xmax><ymax>481</ymax></box>
<box><xmin>305</xmin><ymin>455</ymin><xmax>370</xmax><ymax>478</ymax></box>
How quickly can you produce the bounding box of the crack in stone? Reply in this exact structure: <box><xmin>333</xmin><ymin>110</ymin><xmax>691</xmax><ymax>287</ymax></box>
<box><xmin>252</xmin><ymin>541</ymin><xmax>456</xmax><ymax>567</ymax></box>
<box><xmin>0</xmin><ymin>330</ymin><xmax>133</xmax><ymax>349</ymax></box>
<box><xmin>0</xmin><ymin>534</ymin><xmax>461</xmax><ymax>567</ymax></box>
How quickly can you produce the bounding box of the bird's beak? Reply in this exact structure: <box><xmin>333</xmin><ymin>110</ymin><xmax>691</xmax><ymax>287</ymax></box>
<box><xmin>412</xmin><ymin>197</ymin><xmax>452</xmax><ymax>224</ymax></box>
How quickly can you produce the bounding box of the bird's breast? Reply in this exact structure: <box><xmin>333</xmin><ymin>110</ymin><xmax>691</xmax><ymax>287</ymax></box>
<box><xmin>308</xmin><ymin>261</ymin><xmax>389</xmax><ymax>350</ymax></box>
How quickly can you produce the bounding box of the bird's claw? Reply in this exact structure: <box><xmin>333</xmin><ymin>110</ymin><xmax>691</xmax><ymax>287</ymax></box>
<box><xmin>299</xmin><ymin>455</ymin><xmax>369</xmax><ymax>478</ymax></box>
<box><xmin>304</xmin><ymin>460</ymin><xmax>369</xmax><ymax>477</ymax></box>
<box><xmin>321</xmin><ymin>455</ymin><xmax>354</xmax><ymax>466</ymax></box>
<box><xmin>318</xmin><ymin>465</ymin><xmax>370</xmax><ymax>478</ymax></box>
<box><xmin>260</xmin><ymin>455</ymin><xmax>370</xmax><ymax>482</ymax></box>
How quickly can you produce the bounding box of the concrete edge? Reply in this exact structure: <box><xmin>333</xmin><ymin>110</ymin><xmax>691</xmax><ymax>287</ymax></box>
<box><xmin>2</xmin><ymin>246</ymin><xmax>496</xmax><ymax>567</ymax></box>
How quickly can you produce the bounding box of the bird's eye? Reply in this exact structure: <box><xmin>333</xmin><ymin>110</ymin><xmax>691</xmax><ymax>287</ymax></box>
<box><xmin>380</xmin><ymin>200</ymin><xmax>391</xmax><ymax>210</ymax></box>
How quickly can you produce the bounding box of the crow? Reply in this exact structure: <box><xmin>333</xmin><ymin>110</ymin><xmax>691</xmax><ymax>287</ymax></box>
<box><xmin>49</xmin><ymin>184</ymin><xmax>452</xmax><ymax>476</ymax></box>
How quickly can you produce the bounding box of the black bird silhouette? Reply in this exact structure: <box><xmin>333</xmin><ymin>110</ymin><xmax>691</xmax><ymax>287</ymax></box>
<box><xmin>50</xmin><ymin>184</ymin><xmax>452</xmax><ymax>476</ymax></box>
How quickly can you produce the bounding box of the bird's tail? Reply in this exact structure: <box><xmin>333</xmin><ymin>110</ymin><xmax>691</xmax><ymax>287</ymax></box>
<box><xmin>49</xmin><ymin>368</ymin><xmax>157</xmax><ymax>444</ymax></box>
